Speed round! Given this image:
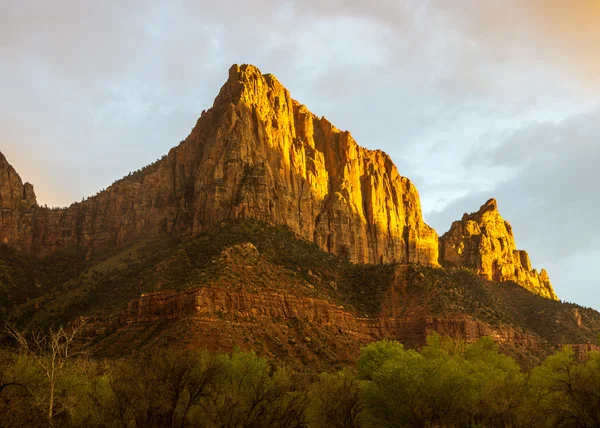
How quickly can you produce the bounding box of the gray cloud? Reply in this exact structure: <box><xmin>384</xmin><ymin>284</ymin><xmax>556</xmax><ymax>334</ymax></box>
<box><xmin>431</xmin><ymin>107</ymin><xmax>600</xmax><ymax>259</ymax></box>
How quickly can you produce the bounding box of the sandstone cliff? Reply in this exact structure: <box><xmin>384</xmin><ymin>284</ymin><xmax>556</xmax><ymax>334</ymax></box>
<box><xmin>439</xmin><ymin>198</ymin><xmax>557</xmax><ymax>300</ymax></box>
<box><xmin>0</xmin><ymin>65</ymin><xmax>559</xmax><ymax>301</ymax></box>
<box><xmin>0</xmin><ymin>153</ymin><xmax>37</xmax><ymax>249</ymax></box>
<box><xmin>98</xmin><ymin>257</ymin><xmax>551</xmax><ymax>366</ymax></box>
<box><xmin>0</xmin><ymin>64</ymin><xmax>438</xmax><ymax>265</ymax></box>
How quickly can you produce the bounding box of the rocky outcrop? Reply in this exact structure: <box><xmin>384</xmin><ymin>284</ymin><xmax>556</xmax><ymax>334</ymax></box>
<box><xmin>0</xmin><ymin>153</ymin><xmax>37</xmax><ymax>249</ymax></box>
<box><xmin>0</xmin><ymin>65</ymin><xmax>557</xmax><ymax>302</ymax></box>
<box><xmin>571</xmin><ymin>344</ymin><xmax>600</xmax><ymax>361</ymax></box>
<box><xmin>0</xmin><ymin>64</ymin><xmax>438</xmax><ymax>265</ymax></box>
<box><xmin>121</xmin><ymin>288</ymin><xmax>369</xmax><ymax>339</ymax></box>
<box><xmin>116</xmin><ymin>284</ymin><xmax>546</xmax><ymax>359</ymax></box>
<box><xmin>439</xmin><ymin>198</ymin><xmax>557</xmax><ymax>300</ymax></box>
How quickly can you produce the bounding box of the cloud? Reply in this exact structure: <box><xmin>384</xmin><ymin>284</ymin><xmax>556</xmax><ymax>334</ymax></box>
<box><xmin>551</xmin><ymin>249</ymin><xmax>600</xmax><ymax>306</ymax></box>
<box><xmin>428</xmin><ymin>106</ymin><xmax>600</xmax><ymax>265</ymax></box>
<box><xmin>425</xmin><ymin>107</ymin><xmax>600</xmax><ymax>307</ymax></box>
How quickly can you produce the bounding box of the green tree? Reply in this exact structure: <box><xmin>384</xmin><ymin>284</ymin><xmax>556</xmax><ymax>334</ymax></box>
<box><xmin>459</xmin><ymin>337</ymin><xmax>526</xmax><ymax>427</ymax></box>
<box><xmin>359</xmin><ymin>335</ymin><xmax>526</xmax><ymax>428</ymax></box>
<box><xmin>530</xmin><ymin>346</ymin><xmax>600</xmax><ymax>427</ymax></box>
<box><xmin>103</xmin><ymin>347</ymin><xmax>224</xmax><ymax>428</ymax></box>
<box><xmin>200</xmin><ymin>351</ymin><xmax>309</xmax><ymax>428</ymax></box>
<box><xmin>308</xmin><ymin>369</ymin><xmax>364</xmax><ymax>428</ymax></box>
<box><xmin>357</xmin><ymin>339</ymin><xmax>406</xmax><ymax>381</ymax></box>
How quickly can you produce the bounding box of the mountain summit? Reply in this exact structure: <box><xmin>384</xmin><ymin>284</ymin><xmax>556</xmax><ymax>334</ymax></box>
<box><xmin>0</xmin><ymin>64</ymin><xmax>438</xmax><ymax>265</ymax></box>
<box><xmin>440</xmin><ymin>198</ymin><xmax>557</xmax><ymax>300</ymax></box>
<box><xmin>0</xmin><ymin>64</ymin><xmax>554</xmax><ymax>299</ymax></box>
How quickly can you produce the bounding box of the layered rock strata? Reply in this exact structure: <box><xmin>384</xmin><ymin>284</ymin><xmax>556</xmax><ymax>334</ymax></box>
<box><xmin>118</xmin><ymin>284</ymin><xmax>544</xmax><ymax>352</ymax></box>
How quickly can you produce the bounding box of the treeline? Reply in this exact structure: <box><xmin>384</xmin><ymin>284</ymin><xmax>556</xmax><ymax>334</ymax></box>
<box><xmin>1</xmin><ymin>332</ymin><xmax>600</xmax><ymax>427</ymax></box>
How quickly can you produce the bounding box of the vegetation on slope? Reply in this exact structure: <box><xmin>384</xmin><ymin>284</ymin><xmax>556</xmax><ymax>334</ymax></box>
<box><xmin>1</xmin><ymin>220</ymin><xmax>599</xmax><ymax>366</ymax></box>
<box><xmin>395</xmin><ymin>265</ymin><xmax>600</xmax><ymax>347</ymax></box>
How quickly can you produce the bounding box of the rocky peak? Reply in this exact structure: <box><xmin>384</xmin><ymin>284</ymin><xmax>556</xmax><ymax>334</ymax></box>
<box><xmin>214</xmin><ymin>64</ymin><xmax>281</xmax><ymax>109</ymax></box>
<box><xmin>0</xmin><ymin>152</ymin><xmax>37</xmax><ymax>247</ymax></box>
<box><xmin>183</xmin><ymin>63</ymin><xmax>440</xmax><ymax>264</ymax></box>
<box><xmin>462</xmin><ymin>198</ymin><xmax>496</xmax><ymax>220</ymax></box>
<box><xmin>23</xmin><ymin>182</ymin><xmax>37</xmax><ymax>206</ymax></box>
<box><xmin>0</xmin><ymin>153</ymin><xmax>37</xmax><ymax>209</ymax></box>
<box><xmin>0</xmin><ymin>64</ymin><xmax>439</xmax><ymax>265</ymax></box>
<box><xmin>440</xmin><ymin>199</ymin><xmax>557</xmax><ymax>300</ymax></box>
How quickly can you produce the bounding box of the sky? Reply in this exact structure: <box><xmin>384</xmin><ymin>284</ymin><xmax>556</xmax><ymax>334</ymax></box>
<box><xmin>1</xmin><ymin>1</ymin><xmax>599</xmax><ymax>308</ymax></box>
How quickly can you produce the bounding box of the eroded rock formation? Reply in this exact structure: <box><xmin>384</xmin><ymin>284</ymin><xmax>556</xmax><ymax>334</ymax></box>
<box><xmin>0</xmin><ymin>64</ymin><xmax>438</xmax><ymax>265</ymax></box>
<box><xmin>115</xmin><ymin>269</ymin><xmax>546</xmax><ymax>355</ymax></box>
<box><xmin>0</xmin><ymin>153</ymin><xmax>37</xmax><ymax>249</ymax></box>
<box><xmin>0</xmin><ymin>64</ymin><xmax>559</xmax><ymax>301</ymax></box>
<box><xmin>440</xmin><ymin>198</ymin><xmax>557</xmax><ymax>300</ymax></box>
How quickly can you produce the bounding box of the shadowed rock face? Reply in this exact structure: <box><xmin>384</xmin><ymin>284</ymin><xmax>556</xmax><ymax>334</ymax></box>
<box><xmin>0</xmin><ymin>153</ymin><xmax>36</xmax><ymax>248</ymax></box>
<box><xmin>439</xmin><ymin>199</ymin><xmax>558</xmax><ymax>300</ymax></box>
<box><xmin>0</xmin><ymin>64</ymin><xmax>438</xmax><ymax>265</ymax></box>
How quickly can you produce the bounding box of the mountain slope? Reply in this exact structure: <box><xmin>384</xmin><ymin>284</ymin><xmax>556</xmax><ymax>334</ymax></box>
<box><xmin>2</xmin><ymin>220</ymin><xmax>597</xmax><ymax>368</ymax></box>
<box><xmin>0</xmin><ymin>64</ymin><xmax>557</xmax><ymax>299</ymax></box>
<box><xmin>1</xmin><ymin>63</ymin><xmax>586</xmax><ymax>368</ymax></box>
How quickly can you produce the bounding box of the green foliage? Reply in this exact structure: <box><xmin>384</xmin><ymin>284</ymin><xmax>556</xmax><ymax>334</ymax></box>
<box><xmin>3</xmin><ymin>332</ymin><xmax>600</xmax><ymax>427</ymax></box>
<box><xmin>528</xmin><ymin>346</ymin><xmax>600</xmax><ymax>427</ymax></box>
<box><xmin>359</xmin><ymin>334</ymin><xmax>527</xmax><ymax>428</ymax></box>
<box><xmin>357</xmin><ymin>340</ymin><xmax>406</xmax><ymax>381</ymax></box>
<box><xmin>200</xmin><ymin>351</ymin><xmax>309</xmax><ymax>427</ymax></box>
<box><xmin>103</xmin><ymin>347</ymin><xmax>225</xmax><ymax>427</ymax></box>
<box><xmin>307</xmin><ymin>369</ymin><xmax>364</xmax><ymax>428</ymax></box>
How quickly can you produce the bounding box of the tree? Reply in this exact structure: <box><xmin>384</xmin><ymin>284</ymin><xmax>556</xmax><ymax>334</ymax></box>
<box><xmin>6</xmin><ymin>321</ymin><xmax>87</xmax><ymax>427</ymax></box>
<box><xmin>201</xmin><ymin>351</ymin><xmax>309</xmax><ymax>428</ymax></box>
<box><xmin>357</xmin><ymin>339</ymin><xmax>406</xmax><ymax>381</ymax></box>
<box><xmin>530</xmin><ymin>346</ymin><xmax>600</xmax><ymax>427</ymax></box>
<box><xmin>358</xmin><ymin>335</ymin><xmax>526</xmax><ymax>428</ymax></box>
<box><xmin>105</xmin><ymin>347</ymin><xmax>225</xmax><ymax>428</ymax></box>
<box><xmin>308</xmin><ymin>369</ymin><xmax>364</xmax><ymax>428</ymax></box>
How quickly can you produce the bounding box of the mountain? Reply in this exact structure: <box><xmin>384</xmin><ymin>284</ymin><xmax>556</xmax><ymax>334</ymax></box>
<box><xmin>2</xmin><ymin>219</ymin><xmax>597</xmax><ymax>369</ymax></box>
<box><xmin>0</xmin><ymin>152</ymin><xmax>37</xmax><ymax>248</ymax></box>
<box><xmin>440</xmin><ymin>198</ymin><xmax>557</xmax><ymax>300</ymax></box>
<box><xmin>2</xmin><ymin>64</ymin><xmax>595</xmax><ymax>367</ymax></box>
<box><xmin>0</xmin><ymin>64</ymin><xmax>438</xmax><ymax>265</ymax></box>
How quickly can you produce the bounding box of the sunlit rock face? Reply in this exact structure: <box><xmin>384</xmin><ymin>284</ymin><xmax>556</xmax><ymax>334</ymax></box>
<box><xmin>183</xmin><ymin>64</ymin><xmax>439</xmax><ymax>264</ymax></box>
<box><xmin>0</xmin><ymin>64</ymin><xmax>439</xmax><ymax>265</ymax></box>
<box><xmin>439</xmin><ymin>198</ymin><xmax>558</xmax><ymax>300</ymax></box>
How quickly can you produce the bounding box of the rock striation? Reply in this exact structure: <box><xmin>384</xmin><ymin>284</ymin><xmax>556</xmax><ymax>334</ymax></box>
<box><xmin>439</xmin><ymin>198</ymin><xmax>557</xmax><ymax>300</ymax></box>
<box><xmin>113</xmin><ymin>271</ymin><xmax>547</xmax><ymax>360</ymax></box>
<box><xmin>0</xmin><ymin>64</ymin><xmax>438</xmax><ymax>265</ymax></box>
<box><xmin>121</xmin><ymin>288</ymin><xmax>368</xmax><ymax>339</ymax></box>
